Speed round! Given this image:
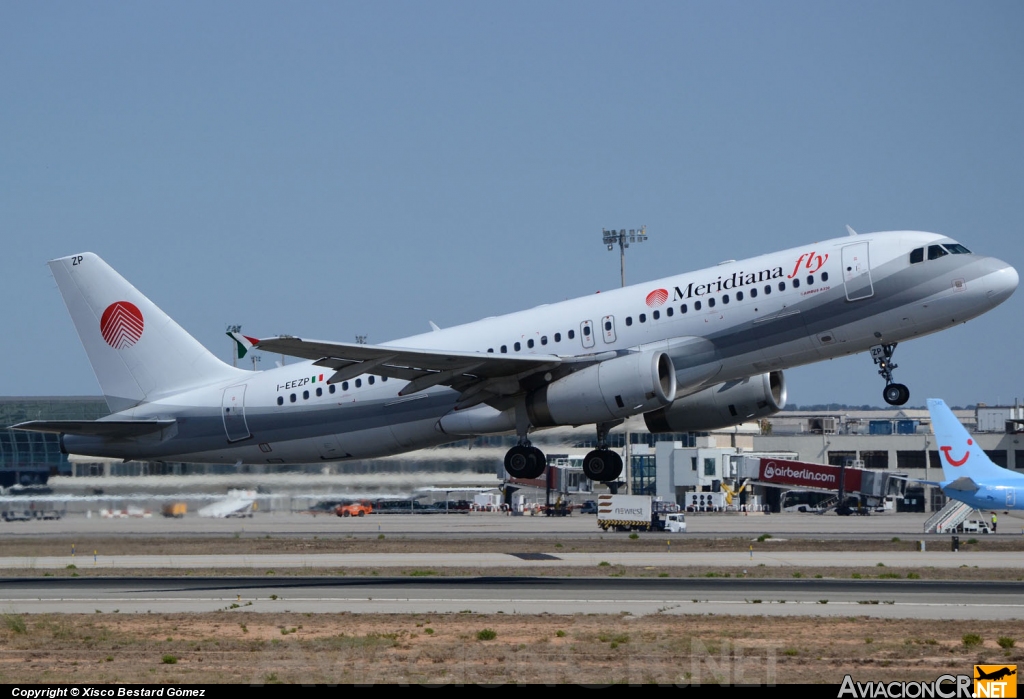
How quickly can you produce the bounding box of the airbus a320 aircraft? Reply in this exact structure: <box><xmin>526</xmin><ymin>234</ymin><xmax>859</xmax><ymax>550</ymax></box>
<box><xmin>15</xmin><ymin>230</ymin><xmax>1017</xmax><ymax>483</ymax></box>
<box><xmin>926</xmin><ymin>398</ymin><xmax>1024</xmax><ymax>517</ymax></box>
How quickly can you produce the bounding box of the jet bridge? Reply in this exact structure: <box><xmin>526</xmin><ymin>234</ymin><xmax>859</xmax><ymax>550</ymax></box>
<box><xmin>734</xmin><ymin>456</ymin><xmax>907</xmax><ymax>511</ymax></box>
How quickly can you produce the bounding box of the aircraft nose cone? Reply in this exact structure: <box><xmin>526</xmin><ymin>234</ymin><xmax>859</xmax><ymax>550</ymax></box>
<box><xmin>985</xmin><ymin>258</ymin><xmax>1019</xmax><ymax>304</ymax></box>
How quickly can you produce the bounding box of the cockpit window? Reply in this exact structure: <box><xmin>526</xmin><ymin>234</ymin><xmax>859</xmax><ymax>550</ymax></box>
<box><xmin>944</xmin><ymin>243</ymin><xmax>972</xmax><ymax>255</ymax></box>
<box><xmin>910</xmin><ymin>248</ymin><xmax>924</xmax><ymax>264</ymax></box>
<box><xmin>927</xmin><ymin>245</ymin><xmax>948</xmax><ymax>261</ymax></box>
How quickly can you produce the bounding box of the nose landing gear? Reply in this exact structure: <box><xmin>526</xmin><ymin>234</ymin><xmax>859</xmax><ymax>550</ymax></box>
<box><xmin>871</xmin><ymin>343</ymin><xmax>910</xmax><ymax>406</ymax></box>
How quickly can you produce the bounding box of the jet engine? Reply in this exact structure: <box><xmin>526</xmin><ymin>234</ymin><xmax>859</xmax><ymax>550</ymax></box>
<box><xmin>644</xmin><ymin>371</ymin><xmax>786</xmax><ymax>433</ymax></box>
<box><xmin>527</xmin><ymin>350</ymin><xmax>676</xmax><ymax>427</ymax></box>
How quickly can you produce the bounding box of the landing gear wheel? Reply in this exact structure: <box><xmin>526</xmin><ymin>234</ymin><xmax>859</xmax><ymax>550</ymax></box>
<box><xmin>504</xmin><ymin>445</ymin><xmax>546</xmax><ymax>480</ymax></box>
<box><xmin>582</xmin><ymin>449</ymin><xmax>623</xmax><ymax>482</ymax></box>
<box><xmin>883</xmin><ymin>383</ymin><xmax>910</xmax><ymax>406</ymax></box>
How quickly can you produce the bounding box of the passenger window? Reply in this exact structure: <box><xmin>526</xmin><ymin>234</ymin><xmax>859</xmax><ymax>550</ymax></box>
<box><xmin>541</xmin><ymin>336</ymin><xmax>547</xmax><ymax>345</ymax></box>
<box><xmin>501</xmin><ymin>345</ymin><xmax>507</xmax><ymax>353</ymax></box>
<box><xmin>581</xmin><ymin>327</ymin><xmax>590</xmax><ymax>337</ymax></box>
<box><xmin>554</xmin><ymin>333</ymin><xmax>561</xmax><ymax>342</ymax></box>
<box><xmin>527</xmin><ymin>339</ymin><xmax>534</xmax><ymax>348</ymax></box>
<box><xmin>821</xmin><ymin>271</ymin><xmax>829</xmax><ymax>282</ymax></box>
<box><xmin>329</xmin><ymin>384</ymin><xmax>336</xmax><ymax>394</ymax></box>
<box><xmin>514</xmin><ymin>341</ymin><xmax>521</xmax><ymax>351</ymax></box>
<box><xmin>708</xmin><ymin>297</ymin><xmax>716</xmax><ymax>308</ymax></box>
<box><xmin>277</xmin><ymin>396</ymin><xmax>284</xmax><ymax>406</ymax></box>
<box><xmin>807</xmin><ymin>275</ymin><xmax>814</xmax><ymax>285</ymax></box>
<box><xmin>626</xmin><ymin>317</ymin><xmax>632</xmax><ymax>326</ymax></box>
<box><xmin>778</xmin><ymin>281</ymin><xmax>786</xmax><ymax>291</ymax></box>
<box><xmin>792</xmin><ymin>278</ymin><xmax>800</xmax><ymax>288</ymax></box>
<box><xmin>355</xmin><ymin>379</ymin><xmax>361</xmax><ymax>388</ymax></box>
<box><xmin>342</xmin><ymin>381</ymin><xmax>349</xmax><ymax>391</ymax></box>
<box><xmin>722</xmin><ymin>294</ymin><xmax>729</xmax><ymax>304</ymax></box>
<box><xmin>928</xmin><ymin>245</ymin><xmax>948</xmax><ymax>260</ymax></box>
<box><xmin>303</xmin><ymin>390</ymin><xmax>309</xmax><ymax>400</ymax></box>
<box><xmin>694</xmin><ymin>300</ymin><xmax>702</xmax><ymax>311</ymax></box>
<box><xmin>652</xmin><ymin>310</ymin><xmax>660</xmax><ymax>319</ymax></box>
<box><xmin>487</xmin><ymin>348</ymin><xmax>494</xmax><ymax>353</ymax></box>
<box><xmin>910</xmin><ymin>248</ymin><xmax>924</xmax><ymax>264</ymax></box>
<box><xmin>381</xmin><ymin>376</ymin><xmax>387</xmax><ymax>382</ymax></box>
<box><xmin>750</xmin><ymin>288</ymin><xmax>757</xmax><ymax>298</ymax></box>
<box><xmin>290</xmin><ymin>393</ymin><xmax>296</xmax><ymax>403</ymax></box>
<box><xmin>568</xmin><ymin>330</ymin><xmax>575</xmax><ymax>339</ymax></box>
<box><xmin>316</xmin><ymin>387</ymin><xmax>322</xmax><ymax>397</ymax></box>
<box><xmin>666</xmin><ymin>306</ymin><xmax>673</xmax><ymax>317</ymax></box>
<box><xmin>368</xmin><ymin>376</ymin><xmax>375</xmax><ymax>385</ymax></box>
<box><xmin>764</xmin><ymin>285</ymin><xmax>771</xmax><ymax>295</ymax></box>
<box><xmin>639</xmin><ymin>314</ymin><xmax>646</xmax><ymax>323</ymax></box>
<box><xmin>736</xmin><ymin>291</ymin><xmax>743</xmax><ymax>301</ymax></box>
<box><xmin>680</xmin><ymin>304</ymin><xmax>687</xmax><ymax>314</ymax></box>
<box><xmin>604</xmin><ymin>320</ymin><xmax>612</xmax><ymax>331</ymax></box>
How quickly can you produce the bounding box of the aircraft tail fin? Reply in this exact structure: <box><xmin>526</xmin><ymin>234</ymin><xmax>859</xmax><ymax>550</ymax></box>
<box><xmin>927</xmin><ymin>398</ymin><xmax>1007</xmax><ymax>483</ymax></box>
<box><xmin>48</xmin><ymin>253</ymin><xmax>246</xmax><ymax>412</ymax></box>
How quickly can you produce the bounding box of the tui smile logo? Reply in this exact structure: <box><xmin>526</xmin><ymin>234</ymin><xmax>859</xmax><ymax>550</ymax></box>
<box><xmin>646</xmin><ymin>288</ymin><xmax>668</xmax><ymax>307</ymax></box>
<box><xmin>940</xmin><ymin>439</ymin><xmax>972</xmax><ymax>467</ymax></box>
<box><xmin>100</xmin><ymin>301</ymin><xmax>144</xmax><ymax>349</ymax></box>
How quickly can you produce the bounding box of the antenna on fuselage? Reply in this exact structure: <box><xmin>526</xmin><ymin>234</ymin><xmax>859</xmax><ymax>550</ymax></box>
<box><xmin>846</xmin><ymin>225</ymin><xmax>858</xmax><ymax>236</ymax></box>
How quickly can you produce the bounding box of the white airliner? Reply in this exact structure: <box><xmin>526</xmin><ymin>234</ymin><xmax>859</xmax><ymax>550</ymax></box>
<box><xmin>15</xmin><ymin>230</ymin><xmax>1018</xmax><ymax>483</ymax></box>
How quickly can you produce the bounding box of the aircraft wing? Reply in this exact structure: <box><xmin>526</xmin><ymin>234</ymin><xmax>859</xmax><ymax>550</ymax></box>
<box><xmin>11</xmin><ymin>420</ymin><xmax>176</xmax><ymax>438</ymax></box>
<box><xmin>246</xmin><ymin>334</ymin><xmax>570</xmax><ymax>408</ymax></box>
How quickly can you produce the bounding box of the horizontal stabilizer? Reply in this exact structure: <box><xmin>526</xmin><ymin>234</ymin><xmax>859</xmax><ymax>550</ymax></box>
<box><xmin>12</xmin><ymin>420</ymin><xmax>176</xmax><ymax>438</ymax></box>
<box><xmin>943</xmin><ymin>476</ymin><xmax>980</xmax><ymax>492</ymax></box>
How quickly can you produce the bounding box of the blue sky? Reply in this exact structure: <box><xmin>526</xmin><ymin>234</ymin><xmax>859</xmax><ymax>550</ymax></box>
<box><xmin>3</xmin><ymin>2</ymin><xmax>1022</xmax><ymax>406</ymax></box>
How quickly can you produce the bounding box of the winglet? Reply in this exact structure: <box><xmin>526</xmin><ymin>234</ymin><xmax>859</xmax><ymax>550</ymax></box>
<box><xmin>227</xmin><ymin>332</ymin><xmax>260</xmax><ymax>359</ymax></box>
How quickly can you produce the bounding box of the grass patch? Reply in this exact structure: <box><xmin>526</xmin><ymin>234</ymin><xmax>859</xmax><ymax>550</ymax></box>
<box><xmin>997</xmin><ymin>637</ymin><xmax>1015</xmax><ymax>649</ymax></box>
<box><xmin>962</xmin><ymin>634</ymin><xmax>983</xmax><ymax>648</ymax></box>
<box><xmin>4</xmin><ymin>613</ymin><xmax>27</xmax><ymax>634</ymax></box>
<box><xmin>161</xmin><ymin>655</ymin><xmax>178</xmax><ymax>665</ymax></box>
<box><xmin>476</xmin><ymin>628</ymin><xmax>497</xmax><ymax>641</ymax></box>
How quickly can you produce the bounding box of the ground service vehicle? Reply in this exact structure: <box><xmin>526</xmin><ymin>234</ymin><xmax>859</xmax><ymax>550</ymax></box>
<box><xmin>335</xmin><ymin>501</ymin><xmax>372</xmax><ymax>517</ymax></box>
<box><xmin>597</xmin><ymin>494</ymin><xmax>681</xmax><ymax>532</ymax></box>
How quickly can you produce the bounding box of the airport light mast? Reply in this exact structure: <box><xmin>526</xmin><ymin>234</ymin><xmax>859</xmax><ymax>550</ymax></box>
<box><xmin>601</xmin><ymin>226</ymin><xmax>648</xmax><ymax>494</ymax></box>
<box><xmin>602</xmin><ymin>226</ymin><xmax>647</xmax><ymax>287</ymax></box>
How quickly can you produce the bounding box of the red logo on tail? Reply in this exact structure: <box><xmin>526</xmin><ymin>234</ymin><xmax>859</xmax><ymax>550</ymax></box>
<box><xmin>940</xmin><ymin>439</ymin><xmax>972</xmax><ymax>467</ymax></box>
<box><xmin>100</xmin><ymin>301</ymin><xmax>144</xmax><ymax>349</ymax></box>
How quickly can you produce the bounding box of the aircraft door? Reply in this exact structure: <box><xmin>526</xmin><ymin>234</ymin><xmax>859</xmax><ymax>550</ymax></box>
<box><xmin>222</xmin><ymin>385</ymin><xmax>251</xmax><ymax>442</ymax></box>
<box><xmin>601</xmin><ymin>315</ymin><xmax>616</xmax><ymax>344</ymax></box>
<box><xmin>1007</xmin><ymin>488</ymin><xmax>1017</xmax><ymax>508</ymax></box>
<box><xmin>580</xmin><ymin>320</ymin><xmax>596</xmax><ymax>349</ymax></box>
<box><xmin>841</xmin><ymin>242</ymin><xmax>873</xmax><ymax>301</ymax></box>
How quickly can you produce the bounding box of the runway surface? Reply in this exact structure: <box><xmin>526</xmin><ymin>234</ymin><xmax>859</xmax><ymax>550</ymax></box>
<box><xmin>3</xmin><ymin>576</ymin><xmax>1022</xmax><ymax>619</ymax></box>
<box><xmin>2</xmin><ymin>511</ymin><xmax>1012</xmax><ymax>539</ymax></box>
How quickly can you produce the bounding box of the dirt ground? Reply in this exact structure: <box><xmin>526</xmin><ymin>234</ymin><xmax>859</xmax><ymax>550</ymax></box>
<box><xmin>1</xmin><ymin>611</ymin><xmax>1021</xmax><ymax>685</ymax></box>
<box><xmin>2</xmin><ymin>535</ymin><xmax>1022</xmax><ymax>684</ymax></box>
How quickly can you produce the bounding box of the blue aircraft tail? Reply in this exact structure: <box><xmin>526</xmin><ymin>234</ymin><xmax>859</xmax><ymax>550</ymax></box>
<box><xmin>927</xmin><ymin>399</ymin><xmax>1007</xmax><ymax>483</ymax></box>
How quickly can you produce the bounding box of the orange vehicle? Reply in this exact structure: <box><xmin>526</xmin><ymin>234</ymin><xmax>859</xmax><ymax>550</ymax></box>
<box><xmin>335</xmin><ymin>500</ymin><xmax>372</xmax><ymax>517</ymax></box>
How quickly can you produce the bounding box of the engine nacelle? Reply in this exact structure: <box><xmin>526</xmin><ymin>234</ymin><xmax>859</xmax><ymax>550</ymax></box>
<box><xmin>644</xmin><ymin>371</ymin><xmax>786</xmax><ymax>433</ymax></box>
<box><xmin>527</xmin><ymin>351</ymin><xmax>676</xmax><ymax>427</ymax></box>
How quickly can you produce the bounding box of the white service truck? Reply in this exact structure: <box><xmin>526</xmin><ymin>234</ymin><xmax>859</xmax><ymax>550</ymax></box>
<box><xmin>597</xmin><ymin>494</ymin><xmax>683</xmax><ymax>532</ymax></box>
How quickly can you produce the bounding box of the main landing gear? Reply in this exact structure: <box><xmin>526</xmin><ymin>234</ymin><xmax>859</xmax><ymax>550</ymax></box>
<box><xmin>581</xmin><ymin>421</ymin><xmax>624</xmax><ymax>483</ymax></box>
<box><xmin>503</xmin><ymin>443</ymin><xmax>546</xmax><ymax>480</ymax></box>
<box><xmin>503</xmin><ymin>402</ymin><xmax>547</xmax><ymax>480</ymax></box>
<box><xmin>871</xmin><ymin>343</ymin><xmax>910</xmax><ymax>406</ymax></box>
<box><xmin>501</xmin><ymin>418</ymin><xmax>624</xmax><ymax>483</ymax></box>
